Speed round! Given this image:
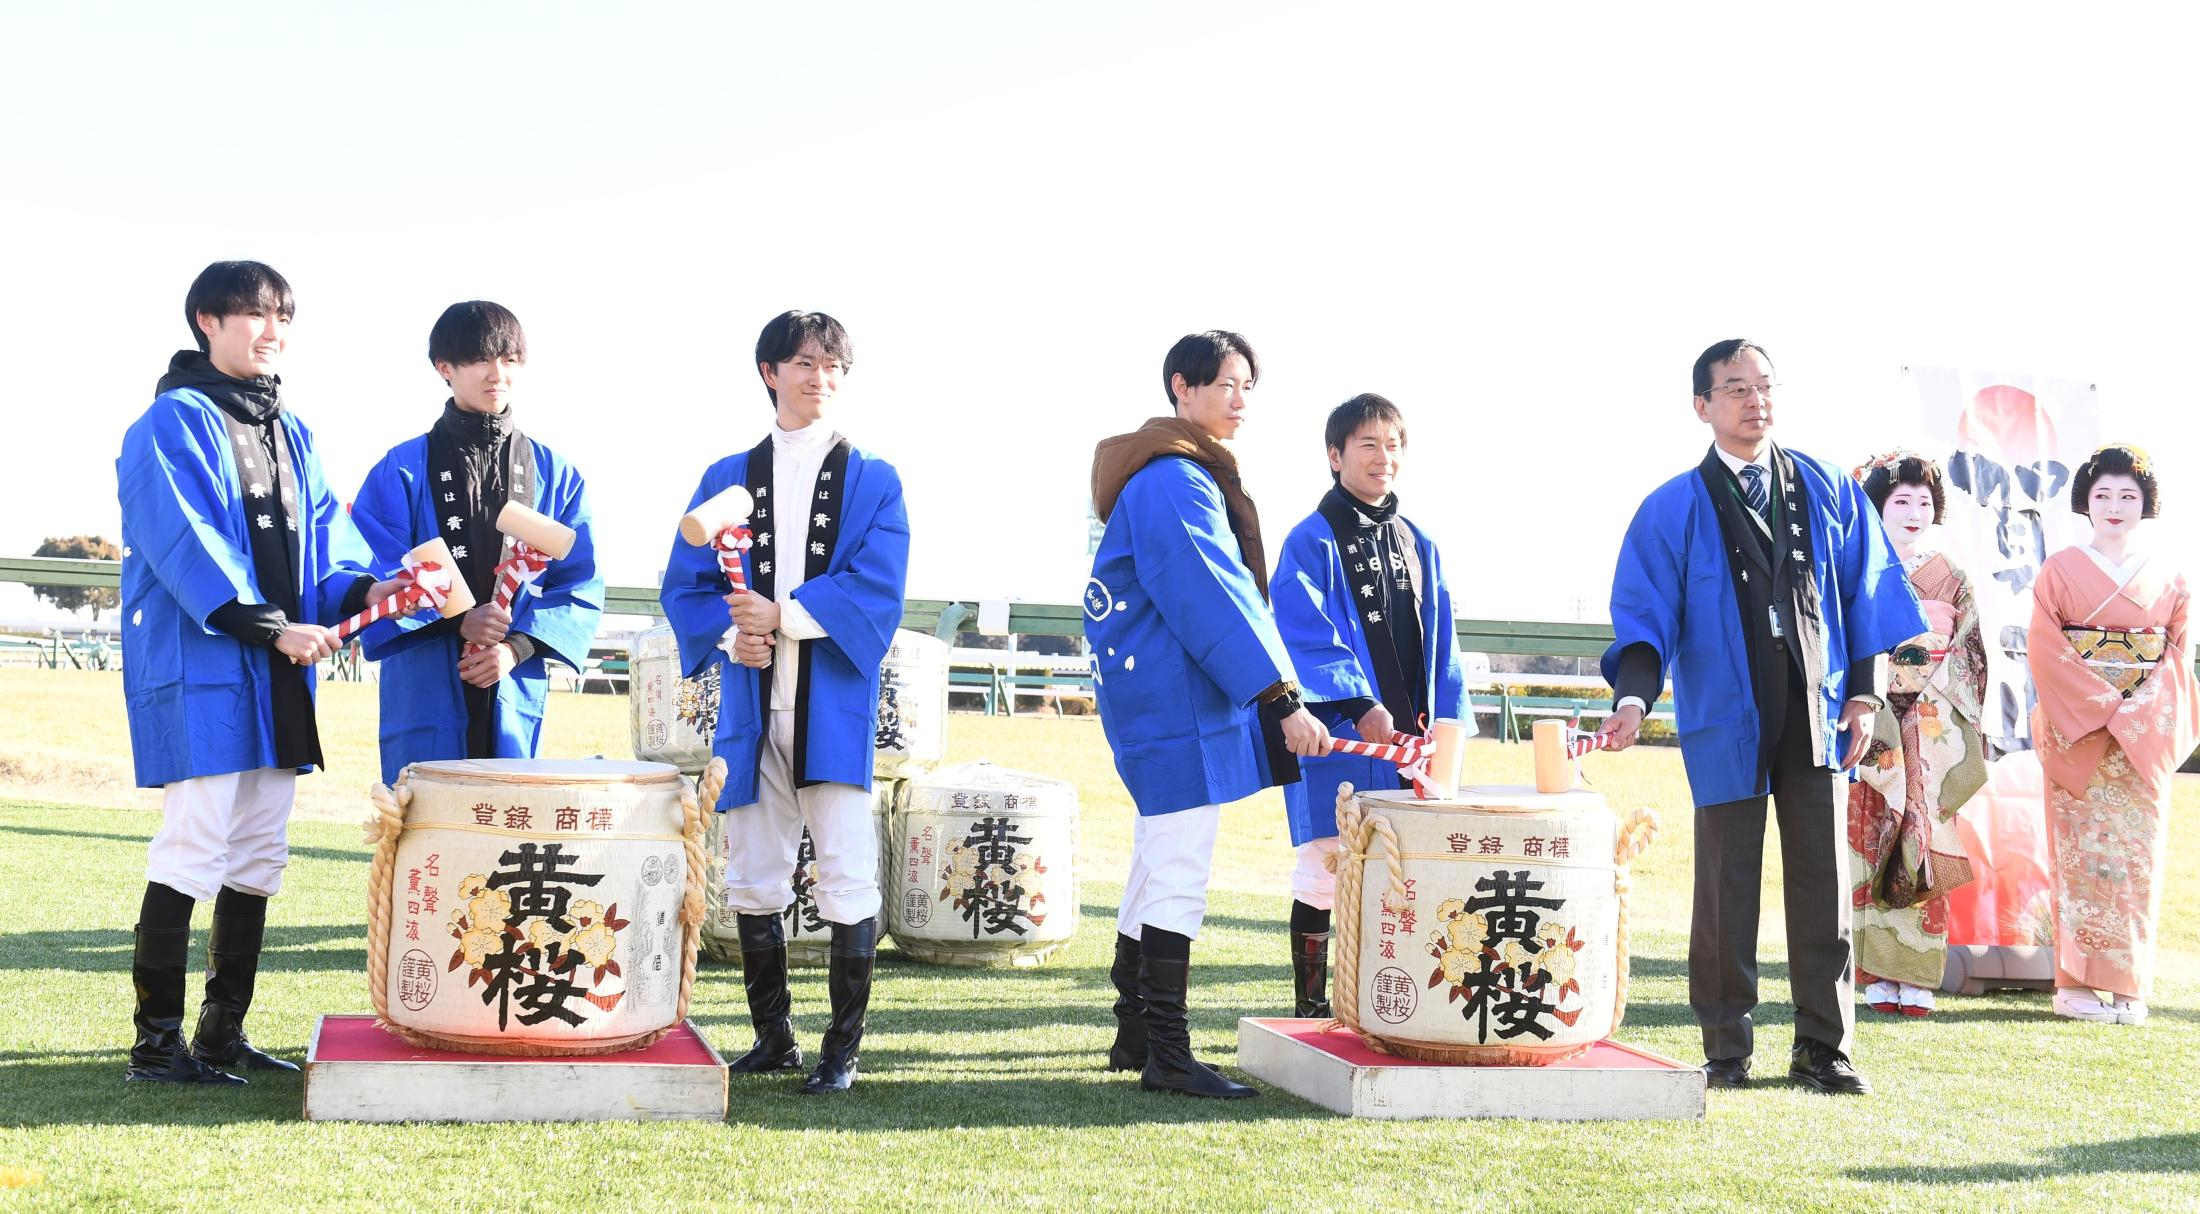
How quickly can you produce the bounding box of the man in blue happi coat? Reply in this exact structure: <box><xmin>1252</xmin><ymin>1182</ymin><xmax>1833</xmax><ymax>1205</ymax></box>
<box><xmin>1271</xmin><ymin>393</ymin><xmax>1473</xmax><ymax>1019</ymax></box>
<box><xmin>117</xmin><ymin>261</ymin><xmax>412</xmax><ymax>1085</ymax></box>
<box><xmin>661</xmin><ymin>310</ymin><xmax>909</xmax><ymax>1096</ymax></box>
<box><xmin>351</xmin><ymin>301</ymin><xmax>603</xmax><ymax>784</ymax></box>
<box><xmin>1596</xmin><ymin>339</ymin><xmax>1926</xmax><ymax>1096</ymax></box>
<box><xmin>1087</xmin><ymin>330</ymin><xmax>1333</xmax><ymax>1100</ymax></box>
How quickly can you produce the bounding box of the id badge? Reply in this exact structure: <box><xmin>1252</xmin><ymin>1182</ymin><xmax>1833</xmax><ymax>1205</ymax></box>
<box><xmin>1768</xmin><ymin>604</ymin><xmax>1785</xmax><ymax>639</ymax></box>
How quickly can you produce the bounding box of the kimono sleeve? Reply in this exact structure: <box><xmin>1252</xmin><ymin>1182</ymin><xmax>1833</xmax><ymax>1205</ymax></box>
<box><xmin>1600</xmin><ymin>489</ymin><xmax>1686</xmax><ymax>689</ymax></box>
<box><xmin>1271</xmin><ymin>523</ymin><xmax>1372</xmax><ymax>706</ymax></box>
<box><xmin>292</xmin><ymin>419</ymin><xmax>382</xmax><ymax>625</ymax></box>
<box><xmin>508</xmin><ymin>450</ymin><xmax>604</xmax><ymax>672</ymax></box>
<box><xmin>1128</xmin><ymin>461</ymin><xmax>1291</xmax><ymax>707</ymax></box>
<box><xmin>116</xmin><ymin>399</ymin><xmax>254</xmax><ymax>628</ymax></box>
<box><xmin>350</xmin><ymin>448</ymin><xmax>443</xmax><ymax>658</ymax></box>
<box><xmin>790</xmin><ymin>457</ymin><xmax>910</xmax><ymax>677</ymax></box>
<box><xmin>661</xmin><ymin>459</ymin><xmax>742</xmax><ymax>680</ymax></box>
<box><xmin>1426</xmin><ymin>537</ymin><xmax>1474</xmax><ymax>730</ymax></box>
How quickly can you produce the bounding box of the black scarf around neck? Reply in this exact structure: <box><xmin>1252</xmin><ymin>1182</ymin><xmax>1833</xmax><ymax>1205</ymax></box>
<box><xmin>1317</xmin><ymin>484</ymin><xmax>1427</xmax><ymax>730</ymax></box>
<box><xmin>426</xmin><ymin>400</ymin><xmax>532</xmax><ymax>604</ymax></box>
<box><xmin>742</xmin><ymin>429</ymin><xmax>853</xmax><ymax>789</ymax></box>
<box><xmin>156</xmin><ymin>349</ymin><xmax>321</xmax><ymax>768</ymax></box>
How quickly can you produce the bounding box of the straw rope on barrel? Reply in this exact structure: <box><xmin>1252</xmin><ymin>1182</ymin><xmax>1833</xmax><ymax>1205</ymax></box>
<box><xmin>1328</xmin><ymin>783</ymin><xmax>1658</xmax><ymax>1066</ymax></box>
<box><xmin>364</xmin><ymin>757</ymin><xmax>724</xmax><ymax>1057</ymax></box>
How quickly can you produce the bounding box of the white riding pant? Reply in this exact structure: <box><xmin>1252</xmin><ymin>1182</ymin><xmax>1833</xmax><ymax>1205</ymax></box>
<box><xmin>721</xmin><ymin>709</ymin><xmax>881</xmax><ymax>924</ymax></box>
<box><xmin>1291</xmin><ymin>837</ymin><xmax>1339</xmax><ymax>911</ymax></box>
<box><xmin>146</xmin><ymin>768</ymin><xmax>298</xmax><ymax>901</ymax></box>
<box><xmin>1116</xmin><ymin>803</ymin><xmax>1222</xmax><ymax>941</ymax></box>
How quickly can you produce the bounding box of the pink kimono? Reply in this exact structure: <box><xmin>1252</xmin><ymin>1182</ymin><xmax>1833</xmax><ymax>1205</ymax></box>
<box><xmin>2027</xmin><ymin>546</ymin><xmax>2199</xmax><ymax>999</ymax></box>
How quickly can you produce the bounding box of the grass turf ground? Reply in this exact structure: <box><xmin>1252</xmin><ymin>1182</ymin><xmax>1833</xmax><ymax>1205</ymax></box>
<box><xmin>0</xmin><ymin>668</ymin><xmax>2195</xmax><ymax>1212</ymax></box>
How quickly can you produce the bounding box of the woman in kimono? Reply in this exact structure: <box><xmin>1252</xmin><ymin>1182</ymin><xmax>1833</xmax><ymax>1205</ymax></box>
<box><xmin>1846</xmin><ymin>451</ymin><xmax>1988</xmax><ymax>1017</ymax></box>
<box><xmin>2027</xmin><ymin>444</ymin><xmax>2198</xmax><ymax>1025</ymax></box>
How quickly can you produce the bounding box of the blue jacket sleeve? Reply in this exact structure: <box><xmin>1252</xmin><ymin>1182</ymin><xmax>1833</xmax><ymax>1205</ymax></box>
<box><xmin>1425</xmin><ymin>537</ymin><xmax>1473</xmax><ymax>730</ymax></box>
<box><xmin>1127</xmin><ymin>461</ymin><xmax>1293</xmax><ymax>707</ymax></box>
<box><xmin>1600</xmin><ymin>488</ymin><xmax>1685</xmax><ymax>688</ymax></box>
<box><xmin>117</xmin><ymin>399</ymin><xmax>255</xmax><ymax>628</ymax></box>
<box><xmin>1271</xmin><ymin>523</ymin><xmax>1372</xmax><ymax>706</ymax></box>
<box><xmin>508</xmin><ymin>451</ymin><xmax>604</xmax><ymax>672</ymax></box>
<box><xmin>790</xmin><ymin>457</ymin><xmax>910</xmax><ymax>676</ymax></box>
<box><xmin>293</xmin><ymin>417</ymin><xmax>381</xmax><ymax>625</ymax></box>
<box><xmin>661</xmin><ymin>460</ymin><xmax>741</xmax><ymax>680</ymax></box>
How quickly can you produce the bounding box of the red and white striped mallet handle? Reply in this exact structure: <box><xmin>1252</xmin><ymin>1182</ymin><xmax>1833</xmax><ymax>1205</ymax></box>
<box><xmin>712</xmin><ymin>526</ymin><xmax>753</xmax><ymax>594</ymax></box>
<box><xmin>462</xmin><ymin>541</ymin><xmax>554</xmax><ymax>657</ymax></box>
<box><xmin>1330</xmin><ymin>731</ymin><xmax>1437</xmax><ymax>798</ymax></box>
<box><xmin>332</xmin><ymin>560</ymin><xmax>455</xmax><ymax>642</ymax></box>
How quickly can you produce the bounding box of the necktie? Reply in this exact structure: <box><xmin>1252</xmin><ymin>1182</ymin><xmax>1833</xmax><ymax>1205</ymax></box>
<box><xmin>1740</xmin><ymin>463</ymin><xmax>1770</xmax><ymax>522</ymax></box>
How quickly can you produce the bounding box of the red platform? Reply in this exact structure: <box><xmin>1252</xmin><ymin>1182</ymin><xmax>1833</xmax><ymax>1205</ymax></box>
<box><xmin>1246</xmin><ymin>1018</ymin><xmax>1683</xmax><ymax>1071</ymax></box>
<box><xmin>304</xmin><ymin>1015</ymin><xmax>727</xmax><ymax>1122</ymax></box>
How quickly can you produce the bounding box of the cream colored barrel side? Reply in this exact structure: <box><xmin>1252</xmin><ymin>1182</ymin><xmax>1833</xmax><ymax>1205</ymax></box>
<box><xmin>701</xmin><ymin>779</ymin><xmax>900</xmax><ymax>967</ymax></box>
<box><xmin>382</xmin><ymin>760</ymin><xmax>691</xmax><ymax>1053</ymax></box>
<box><xmin>875</xmin><ymin>629</ymin><xmax>949</xmax><ymax>779</ymax></box>
<box><xmin>889</xmin><ymin>762</ymin><xmax>1078</xmax><ymax>966</ymax></box>
<box><xmin>1350</xmin><ymin>788</ymin><xmax>1620</xmax><ymax>1063</ymax></box>
<box><xmin>629</xmin><ymin>625</ymin><xmax>719</xmax><ymax>773</ymax></box>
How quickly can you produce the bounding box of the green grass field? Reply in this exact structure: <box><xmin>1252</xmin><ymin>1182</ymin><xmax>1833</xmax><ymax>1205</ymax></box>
<box><xmin>1</xmin><ymin>668</ymin><xmax>2195</xmax><ymax>1212</ymax></box>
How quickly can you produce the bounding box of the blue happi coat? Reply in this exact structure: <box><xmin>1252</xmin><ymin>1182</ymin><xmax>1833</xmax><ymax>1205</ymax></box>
<box><xmin>350</xmin><ymin>435</ymin><xmax>604</xmax><ymax>784</ymax></box>
<box><xmin>660</xmin><ymin>444</ymin><xmax>910</xmax><ymax>810</ymax></box>
<box><xmin>1086</xmin><ymin>457</ymin><xmax>1297</xmax><ymax>816</ymax></box>
<box><xmin>1271</xmin><ymin>510</ymin><xmax>1474</xmax><ymax>845</ymax></box>
<box><xmin>117</xmin><ymin>390</ymin><xmax>381</xmax><ymax>787</ymax></box>
<box><xmin>1601</xmin><ymin>447</ymin><xmax>1927</xmax><ymax>808</ymax></box>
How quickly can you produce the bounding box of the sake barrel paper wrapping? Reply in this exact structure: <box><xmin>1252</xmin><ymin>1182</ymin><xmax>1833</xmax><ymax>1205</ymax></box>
<box><xmin>701</xmin><ymin>780</ymin><xmax>900</xmax><ymax>966</ymax></box>
<box><xmin>1340</xmin><ymin>786</ymin><xmax>1622</xmax><ymax>1065</ymax></box>
<box><xmin>375</xmin><ymin>759</ymin><xmax>696</xmax><ymax>1055</ymax></box>
<box><xmin>629</xmin><ymin>624</ymin><xmax>720</xmax><ymax>774</ymax></box>
<box><xmin>889</xmin><ymin>761</ymin><xmax>1077</xmax><ymax>966</ymax></box>
<box><xmin>875</xmin><ymin>629</ymin><xmax>950</xmax><ymax>779</ymax></box>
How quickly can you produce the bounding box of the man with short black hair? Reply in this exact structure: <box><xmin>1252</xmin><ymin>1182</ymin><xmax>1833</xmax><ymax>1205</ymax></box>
<box><xmin>1597</xmin><ymin>338</ymin><xmax>1925</xmax><ymax>1096</ymax></box>
<box><xmin>117</xmin><ymin>260</ymin><xmax>411</xmax><ymax>1084</ymax></box>
<box><xmin>1270</xmin><ymin>393</ymin><xmax>1473</xmax><ymax>1017</ymax></box>
<box><xmin>662</xmin><ymin>310</ymin><xmax>909</xmax><ymax>1096</ymax></box>
<box><xmin>352</xmin><ymin>301</ymin><xmax>604</xmax><ymax>783</ymax></box>
<box><xmin>1087</xmin><ymin>330</ymin><xmax>1332</xmax><ymax>1099</ymax></box>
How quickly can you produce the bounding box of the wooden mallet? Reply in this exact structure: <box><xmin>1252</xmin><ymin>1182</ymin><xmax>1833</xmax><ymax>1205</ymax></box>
<box><xmin>460</xmin><ymin>502</ymin><xmax>580</xmax><ymax>657</ymax></box>
<box><xmin>679</xmin><ymin>484</ymin><xmax>757</xmax><ymax>655</ymax></box>
<box><xmin>332</xmin><ymin>536</ymin><xmax>476</xmax><ymax>641</ymax></box>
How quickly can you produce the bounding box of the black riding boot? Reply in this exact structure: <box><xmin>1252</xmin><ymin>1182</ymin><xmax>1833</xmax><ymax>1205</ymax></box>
<box><xmin>1107</xmin><ymin>932</ymin><xmax>1147</xmax><ymax>1071</ymax></box>
<box><xmin>1137</xmin><ymin>927</ymin><xmax>1256</xmax><ymax>1099</ymax></box>
<box><xmin>189</xmin><ymin>898</ymin><xmax>299</xmax><ymax>1073</ymax></box>
<box><xmin>1290</xmin><ymin>929</ymin><xmax>1333</xmax><ymax>1018</ymax></box>
<box><xmin>727</xmin><ymin>912</ymin><xmax>803</xmax><ymax>1074</ymax></box>
<box><xmin>126</xmin><ymin>923</ymin><xmax>243</xmax><ymax>1086</ymax></box>
<box><xmin>798</xmin><ymin>917</ymin><xmax>877</xmax><ymax>1095</ymax></box>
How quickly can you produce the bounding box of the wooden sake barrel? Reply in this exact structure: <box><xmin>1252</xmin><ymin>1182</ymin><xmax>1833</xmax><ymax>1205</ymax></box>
<box><xmin>699</xmin><ymin>779</ymin><xmax>900</xmax><ymax>967</ymax></box>
<box><xmin>888</xmin><ymin>762</ymin><xmax>1078</xmax><ymax>966</ymax></box>
<box><xmin>364</xmin><ymin>758</ymin><xmax>713</xmax><ymax>1056</ymax></box>
<box><xmin>1332</xmin><ymin>784</ymin><xmax>1656</xmax><ymax>1066</ymax></box>
<box><xmin>875</xmin><ymin>629</ymin><xmax>950</xmax><ymax>779</ymax></box>
<box><xmin>629</xmin><ymin>624</ymin><xmax>718</xmax><ymax>774</ymax></box>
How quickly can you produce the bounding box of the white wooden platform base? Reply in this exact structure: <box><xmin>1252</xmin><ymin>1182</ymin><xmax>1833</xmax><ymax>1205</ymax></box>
<box><xmin>304</xmin><ymin>1015</ymin><xmax>727</xmax><ymax>1122</ymax></box>
<box><xmin>1237</xmin><ymin>1018</ymin><xmax>1704</xmax><ymax>1121</ymax></box>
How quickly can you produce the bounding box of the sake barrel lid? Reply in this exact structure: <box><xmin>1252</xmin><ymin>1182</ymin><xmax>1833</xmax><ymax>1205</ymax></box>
<box><xmin>1358</xmin><ymin>784</ymin><xmax>1607</xmax><ymax>815</ymax></box>
<box><xmin>908</xmin><ymin>759</ymin><xmax>1075</xmax><ymax>796</ymax></box>
<box><xmin>404</xmin><ymin>758</ymin><xmax>686</xmax><ymax>787</ymax></box>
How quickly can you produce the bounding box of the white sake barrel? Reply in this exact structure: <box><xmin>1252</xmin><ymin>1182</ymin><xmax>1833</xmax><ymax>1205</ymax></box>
<box><xmin>700</xmin><ymin>780</ymin><xmax>899</xmax><ymax>968</ymax></box>
<box><xmin>889</xmin><ymin>762</ymin><xmax>1077</xmax><ymax>966</ymax></box>
<box><xmin>1336</xmin><ymin>786</ymin><xmax>1641</xmax><ymax>1066</ymax></box>
<box><xmin>629</xmin><ymin>624</ymin><xmax>718</xmax><ymax>774</ymax></box>
<box><xmin>374</xmin><ymin>759</ymin><xmax>698</xmax><ymax>1056</ymax></box>
<box><xmin>875</xmin><ymin>629</ymin><xmax>949</xmax><ymax>779</ymax></box>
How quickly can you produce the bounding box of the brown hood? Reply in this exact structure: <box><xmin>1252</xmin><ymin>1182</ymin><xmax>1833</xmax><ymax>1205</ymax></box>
<box><xmin>1091</xmin><ymin>415</ymin><xmax>1269</xmax><ymax>599</ymax></box>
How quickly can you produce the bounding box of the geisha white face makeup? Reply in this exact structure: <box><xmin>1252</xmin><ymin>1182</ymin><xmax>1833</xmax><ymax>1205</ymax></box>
<box><xmin>2088</xmin><ymin>473</ymin><xmax>2145</xmax><ymax>544</ymax></box>
<box><xmin>1330</xmin><ymin>421</ymin><xmax>1404</xmax><ymax>506</ymax></box>
<box><xmin>1880</xmin><ymin>485</ymin><xmax>1935</xmax><ymax>556</ymax></box>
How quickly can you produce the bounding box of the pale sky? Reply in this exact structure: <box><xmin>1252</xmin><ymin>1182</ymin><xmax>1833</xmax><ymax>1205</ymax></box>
<box><xmin>4</xmin><ymin>2</ymin><xmax>2195</xmax><ymax>627</ymax></box>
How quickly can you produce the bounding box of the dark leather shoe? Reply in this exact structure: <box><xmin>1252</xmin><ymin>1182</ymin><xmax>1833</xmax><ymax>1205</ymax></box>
<box><xmin>727</xmin><ymin>1033</ymin><xmax>804</xmax><ymax>1075</ymax></box>
<box><xmin>729</xmin><ymin>913</ymin><xmax>804</xmax><ymax>1075</ymax></box>
<box><xmin>1702</xmin><ymin>1056</ymin><xmax>1751</xmax><ymax>1089</ymax></box>
<box><xmin>188</xmin><ymin>911</ymin><xmax>299</xmax><ymax>1074</ymax></box>
<box><xmin>1106</xmin><ymin>933</ymin><xmax>1147</xmax><ymax>1072</ymax></box>
<box><xmin>1789</xmin><ymin>1040</ymin><xmax>1870</xmax><ymax>1095</ymax></box>
<box><xmin>1137</xmin><ymin>928</ymin><xmax>1257</xmax><ymax>1100</ymax></box>
<box><xmin>797</xmin><ymin>918</ymin><xmax>876</xmax><ymax>1096</ymax></box>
